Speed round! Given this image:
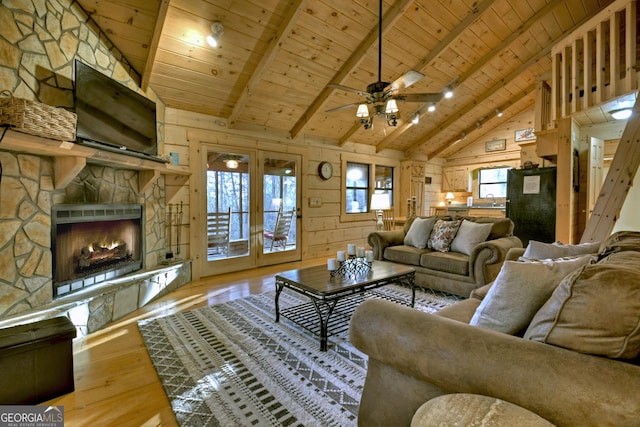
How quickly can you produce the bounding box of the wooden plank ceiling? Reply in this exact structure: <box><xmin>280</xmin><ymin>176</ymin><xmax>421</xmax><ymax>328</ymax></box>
<box><xmin>76</xmin><ymin>0</ymin><xmax>616</xmax><ymax>158</ymax></box>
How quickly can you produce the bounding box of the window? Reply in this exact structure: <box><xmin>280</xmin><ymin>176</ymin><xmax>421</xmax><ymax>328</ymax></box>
<box><xmin>342</xmin><ymin>158</ymin><xmax>396</xmax><ymax>220</ymax></box>
<box><xmin>345</xmin><ymin>162</ymin><xmax>369</xmax><ymax>213</ymax></box>
<box><xmin>374</xmin><ymin>165</ymin><xmax>393</xmax><ymax>207</ymax></box>
<box><xmin>479</xmin><ymin>167</ymin><xmax>510</xmax><ymax>199</ymax></box>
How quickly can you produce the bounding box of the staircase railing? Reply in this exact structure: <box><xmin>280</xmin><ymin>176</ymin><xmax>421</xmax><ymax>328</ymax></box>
<box><xmin>536</xmin><ymin>0</ymin><xmax>638</xmax><ymax>131</ymax></box>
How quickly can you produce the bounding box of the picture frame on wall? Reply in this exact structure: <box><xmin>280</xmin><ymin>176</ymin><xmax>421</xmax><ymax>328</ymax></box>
<box><xmin>485</xmin><ymin>139</ymin><xmax>506</xmax><ymax>152</ymax></box>
<box><xmin>515</xmin><ymin>128</ymin><xmax>536</xmax><ymax>142</ymax></box>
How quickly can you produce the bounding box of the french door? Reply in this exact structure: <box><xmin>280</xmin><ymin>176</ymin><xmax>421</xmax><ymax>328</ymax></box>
<box><xmin>198</xmin><ymin>145</ymin><xmax>300</xmax><ymax>277</ymax></box>
<box><xmin>257</xmin><ymin>151</ymin><xmax>302</xmax><ymax>266</ymax></box>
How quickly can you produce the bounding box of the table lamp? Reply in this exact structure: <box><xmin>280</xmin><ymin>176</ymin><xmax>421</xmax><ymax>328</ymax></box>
<box><xmin>370</xmin><ymin>193</ymin><xmax>391</xmax><ymax>231</ymax></box>
<box><xmin>445</xmin><ymin>192</ymin><xmax>455</xmax><ymax>205</ymax></box>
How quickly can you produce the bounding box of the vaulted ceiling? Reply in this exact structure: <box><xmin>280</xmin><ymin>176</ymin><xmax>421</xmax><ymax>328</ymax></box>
<box><xmin>78</xmin><ymin>0</ymin><xmax>615</xmax><ymax>158</ymax></box>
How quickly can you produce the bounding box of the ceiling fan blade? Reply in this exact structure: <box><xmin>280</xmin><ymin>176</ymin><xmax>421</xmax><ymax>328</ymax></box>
<box><xmin>328</xmin><ymin>83</ymin><xmax>369</xmax><ymax>98</ymax></box>
<box><xmin>325</xmin><ymin>102</ymin><xmax>362</xmax><ymax>113</ymax></box>
<box><xmin>396</xmin><ymin>93</ymin><xmax>444</xmax><ymax>103</ymax></box>
<box><xmin>387</xmin><ymin>70</ymin><xmax>425</xmax><ymax>92</ymax></box>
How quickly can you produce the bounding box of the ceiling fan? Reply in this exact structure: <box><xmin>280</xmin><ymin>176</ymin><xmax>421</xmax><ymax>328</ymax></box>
<box><xmin>326</xmin><ymin>0</ymin><xmax>444</xmax><ymax>128</ymax></box>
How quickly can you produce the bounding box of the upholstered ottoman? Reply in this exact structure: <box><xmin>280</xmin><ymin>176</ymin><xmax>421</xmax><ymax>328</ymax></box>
<box><xmin>411</xmin><ymin>393</ymin><xmax>555</xmax><ymax>426</ymax></box>
<box><xmin>0</xmin><ymin>316</ymin><xmax>76</xmax><ymax>404</ymax></box>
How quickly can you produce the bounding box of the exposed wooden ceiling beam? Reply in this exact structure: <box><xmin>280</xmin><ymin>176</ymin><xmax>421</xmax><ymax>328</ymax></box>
<box><xmin>404</xmin><ymin>46</ymin><xmax>552</xmax><ymax>157</ymax></box>
<box><xmin>339</xmin><ymin>122</ymin><xmax>361</xmax><ymax>146</ymax></box>
<box><xmin>426</xmin><ymin>89</ymin><xmax>535</xmax><ymax>159</ymax></box>
<box><xmin>290</xmin><ymin>0</ymin><xmax>416</xmax><ymax>139</ymax></box>
<box><xmin>404</xmin><ymin>0</ymin><xmax>616</xmax><ymax>156</ymax></box>
<box><xmin>375</xmin><ymin>0</ymin><xmax>561</xmax><ymax>153</ymax></box>
<box><xmin>228</xmin><ymin>0</ymin><xmax>308</xmax><ymax>130</ymax></box>
<box><xmin>356</xmin><ymin>0</ymin><xmax>497</xmax><ymax>151</ymax></box>
<box><xmin>141</xmin><ymin>0</ymin><xmax>169</xmax><ymax>91</ymax></box>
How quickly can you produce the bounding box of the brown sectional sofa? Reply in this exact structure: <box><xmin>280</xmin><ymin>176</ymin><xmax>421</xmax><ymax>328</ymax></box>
<box><xmin>367</xmin><ymin>215</ymin><xmax>523</xmax><ymax>296</ymax></box>
<box><xmin>351</xmin><ymin>231</ymin><xmax>640</xmax><ymax>426</ymax></box>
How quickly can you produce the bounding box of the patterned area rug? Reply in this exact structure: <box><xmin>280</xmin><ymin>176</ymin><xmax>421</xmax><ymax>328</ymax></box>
<box><xmin>138</xmin><ymin>285</ymin><xmax>462</xmax><ymax>426</ymax></box>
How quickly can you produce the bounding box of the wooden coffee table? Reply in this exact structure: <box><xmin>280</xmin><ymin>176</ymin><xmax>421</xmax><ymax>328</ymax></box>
<box><xmin>274</xmin><ymin>260</ymin><xmax>415</xmax><ymax>351</ymax></box>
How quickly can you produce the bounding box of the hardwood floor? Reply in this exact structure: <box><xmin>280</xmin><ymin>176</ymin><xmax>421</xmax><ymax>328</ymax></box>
<box><xmin>46</xmin><ymin>258</ymin><xmax>326</xmax><ymax>426</ymax></box>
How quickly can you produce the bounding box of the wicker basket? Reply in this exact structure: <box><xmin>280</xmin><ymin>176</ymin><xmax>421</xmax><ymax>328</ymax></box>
<box><xmin>0</xmin><ymin>90</ymin><xmax>76</xmax><ymax>141</ymax></box>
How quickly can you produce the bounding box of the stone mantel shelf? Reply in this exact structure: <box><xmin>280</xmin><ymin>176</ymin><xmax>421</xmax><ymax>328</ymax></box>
<box><xmin>0</xmin><ymin>129</ymin><xmax>190</xmax><ymax>192</ymax></box>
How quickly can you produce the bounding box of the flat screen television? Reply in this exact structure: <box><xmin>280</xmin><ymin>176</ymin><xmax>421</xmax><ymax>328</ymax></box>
<box><xmin>74</xmin><ymin>60</ymin><xmax>160</xmax><ymax>159</ymax></box>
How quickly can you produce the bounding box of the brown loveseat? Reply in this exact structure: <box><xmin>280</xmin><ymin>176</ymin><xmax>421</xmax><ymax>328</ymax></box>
<box><xmin>367</xmin><ymin>215</ymin><xmax>522</xmax><ymax>296</ymax></box>
<box><xmin>351</xmin><ymin>231</ymin><xmax>640</xmax><ymax>426</ymax></box>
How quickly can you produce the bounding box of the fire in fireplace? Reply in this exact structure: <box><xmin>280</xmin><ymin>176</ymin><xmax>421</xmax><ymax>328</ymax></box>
<box><xmin>52</xmin><ymin>204</ymin><xmax>144</xmax><ymax>297</ymax></box>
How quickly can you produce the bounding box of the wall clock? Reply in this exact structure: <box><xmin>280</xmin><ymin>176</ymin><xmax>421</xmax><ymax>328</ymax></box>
<box><xmin>318</xmin><ymin>161</ymin><xmax>333</xmax><ymax>180</ymax></box>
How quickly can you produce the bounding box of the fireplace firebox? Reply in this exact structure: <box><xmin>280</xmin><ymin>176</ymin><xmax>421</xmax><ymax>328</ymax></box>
<box><xmin>52</xmin><ymin>204</ymin><xmax>144</xmax><ymax>297</ymax></box>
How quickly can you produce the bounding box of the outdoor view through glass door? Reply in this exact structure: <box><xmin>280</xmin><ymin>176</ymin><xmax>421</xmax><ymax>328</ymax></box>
<box><xmin>202</xmin><ymin>148</ymin><xmax>300</xmax><ymax>275</ymax></box>
<box><xmin>259</xmin><ymin>152</ymin><xmax>301</xmax><ymax>266</ymax></box>
<box><xmin>205</xmin><ymin>150</ymin><xmax>251</xmax><ymax>267</ymax></box>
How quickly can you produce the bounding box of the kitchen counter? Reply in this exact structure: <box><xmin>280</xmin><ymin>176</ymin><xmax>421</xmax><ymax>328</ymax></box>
<box><xmin>469</xmin><ymin>205</ymin><xmax>506</xmax><ymax>210</ymax></box>
<box><xmin>467</xmin><ymin>206</ymin><xmax>506</xmax><ymax>218</ymax></box>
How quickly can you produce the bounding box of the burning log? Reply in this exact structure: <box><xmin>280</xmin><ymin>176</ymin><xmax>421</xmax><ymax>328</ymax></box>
<box><xmin>78</xmin><ymin>241</ymin><xmax>128</xmax><ymax>269</ymax></box>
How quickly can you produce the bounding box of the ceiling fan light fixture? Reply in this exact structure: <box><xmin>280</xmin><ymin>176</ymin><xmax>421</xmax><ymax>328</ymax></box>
<box><xmin>225</xmin><ymin>159</ymin><xmax>238</xmax><ymax>169</ymax></box>
<box><xmin>356</xmin><ymin>103</ymin><xmax>370</xmax><ymax>118</ymax></box>
<box><xmin>207</xmin><ymin>21</ymin><xmax>224</xmax><ymax>48</ymax></box>
<box><xmin>385</xmin><ymin>99</ymin><xmax>399</xmax><ymax>114</ymax></box>
<box><xmin>609</xmin><ymin>108</ymin><xmax>633</xmax><ymax>120</ymax></box>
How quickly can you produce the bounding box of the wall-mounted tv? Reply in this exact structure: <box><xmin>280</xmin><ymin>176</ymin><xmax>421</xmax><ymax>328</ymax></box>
<box><xmin>74</xmin><ymin>60</ymin><xmax>160</xmax><ymax>160</ymax></box>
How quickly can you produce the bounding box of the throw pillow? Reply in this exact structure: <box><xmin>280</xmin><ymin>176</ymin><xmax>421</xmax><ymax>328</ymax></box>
<box><xmin>523</xmin><ymin>240</ymin><xmax>600</xmax><ymax>259</ymax></box>
<box><xmin>598</xmin><ymin>230</ymin><xmax>640</xmax><ymax>259</ymax></box>
<box><xmin>403</xmin><ymin>217</ymin><xmax>437</xmax><ymax>249</ymax></box>
<box><xmin>524</xmin><ymin>251</ymin><xmax>640</xmax><ymax>359</ymax></box>
<box><xmin>469</xmin><ymin>255</ymin><xmax>594</xmax><ymax>334</ymax></box>
<box><xmin>450</xmin><ymin>220</ymin><xmax>493</xmax><ymax>255</ymax></box>
<box><xmin>427</xmin><ymin>219</ymin><xmax>461</xmax><ymax>252</ymax></box>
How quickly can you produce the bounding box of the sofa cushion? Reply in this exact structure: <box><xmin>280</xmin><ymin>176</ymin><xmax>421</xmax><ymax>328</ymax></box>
<box><xmin>427</xmin><ymin>219</ymin><xmax>461</xmax><ymax>252</ymax></box>
<box><xmin>523</xmin><ymin>240</ymin><xmax>600</xmax><ymax>259</ymax></box>
<box><xmin>403</xmin><ymin>217</ymin><xmax>437</xmax><ymax>249</ymax></box>
<box><xmin>470</xmin><ymin>283</ymin><xmax>492</xmax><ymax>300</ymax></box>
<box><xmin>599</xmin><ymin>230</ymin><xmax>640</xmax><ymax>259</ymax></box>
<box><xmin>469</xmin><ymin>255</ymin><xmax>594</xmax><ymax>334</ymax></box>
<box><xmin>524</xmin><ymin>251</ymin><xmax>640</xmax><ymax>359</ymax></box>
<box><xmin>436</xmin><ymin>297</ymin><xmax>480</xmax><ymax>322</ymax></box>
<box><xmin>463</xmin><ymin>217</ymin><xmax>513</xmax><ymax>240</ymax></box>
<box><xmin>451</xmin><ymin>220</ymin><xmax>493</xmax><ymax>255</ymax></box>
<box><xmin>384</xmin><ymin>245</ymin><xmax>430</xmax><ymax>266</ymax></box>
<box><xmin>403</xmin><ymin>215</ymin><xmax>452</xmax><ymax>235</ymax></box>
<box><xmin>420</xmin><ymin>251</ymin><xmax>469</xmax><ymax>276</ymax></box>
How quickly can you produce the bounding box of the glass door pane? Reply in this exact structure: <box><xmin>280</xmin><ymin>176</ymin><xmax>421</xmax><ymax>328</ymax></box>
<box><xmin>258</xmin><ymin>152</ymin><xmax>301</xmax><ymax>265</ymax></box>
<box><xmin>202</xmin><ymin>148</ymin><xmax>255</xmax><ymax>276</ymax></box>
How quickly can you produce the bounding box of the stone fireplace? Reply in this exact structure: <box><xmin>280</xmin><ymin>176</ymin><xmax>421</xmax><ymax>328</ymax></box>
<box><xmin>52</xmin><ymin>204</ymin><xmax>144</xmax><ymax>297</ymax></box>
<box><xmin>0</xmin><ymin>145</ymin><xmax>190</xmax><ymax>335</ymax></box>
